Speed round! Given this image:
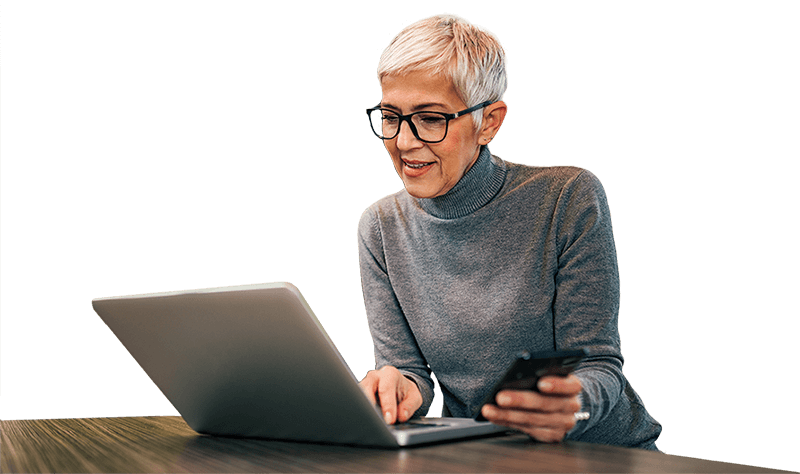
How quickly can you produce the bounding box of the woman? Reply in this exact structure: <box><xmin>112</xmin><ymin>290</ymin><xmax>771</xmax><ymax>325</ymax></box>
<box><xmin>358</xmin><ymin>15</ymin><xmax>661</xmax><ymax>450</ymax></box>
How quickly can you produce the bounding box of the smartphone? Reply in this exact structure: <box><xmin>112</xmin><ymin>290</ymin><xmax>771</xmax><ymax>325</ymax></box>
<box><xmin>474</xmin><ymin>348</ymin><xmax>587</xmax><ymax>420</ymax></box>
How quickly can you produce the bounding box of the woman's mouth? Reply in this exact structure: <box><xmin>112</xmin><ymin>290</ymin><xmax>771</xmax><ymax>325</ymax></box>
<box><xmin>402</xmin><ymin>159</ymin><xmax>435</xmax><ymax>177</ymax></box>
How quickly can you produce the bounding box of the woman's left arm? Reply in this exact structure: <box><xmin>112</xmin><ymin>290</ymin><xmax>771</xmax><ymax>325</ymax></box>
<box><xmin>481</xmin><ymin>169</ymin><xmax>625</xmax><ymax>441</ymax></box>
<box><xmin>549</xmin><ymin>169</ymin><xmax>626</xmax><ymax>439</ymax></box>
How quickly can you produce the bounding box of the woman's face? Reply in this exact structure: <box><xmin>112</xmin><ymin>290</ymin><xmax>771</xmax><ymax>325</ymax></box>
<box><xmin>379</xmin><ymin>71</ymin><xmax>484</xmax><ymax>199</ymax></box>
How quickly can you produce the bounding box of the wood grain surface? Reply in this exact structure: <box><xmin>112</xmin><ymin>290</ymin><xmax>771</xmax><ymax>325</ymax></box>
<box><xmin>0</xmin><ymin>416</ymin><xmax>789</xmax><ymax>473</ymax></box>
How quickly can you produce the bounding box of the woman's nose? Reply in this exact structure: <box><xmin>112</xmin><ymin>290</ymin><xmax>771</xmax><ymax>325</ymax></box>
<box><xmin>395</xmin><ymin>119</ymin><xmax>423</xmax><ymax>150</ymax></box>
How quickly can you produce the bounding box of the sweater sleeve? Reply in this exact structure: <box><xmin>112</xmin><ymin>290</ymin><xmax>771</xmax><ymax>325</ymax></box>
<box><xmin>551</xmin><ymin>169</ymin><xmax>626</xmax><ymax>438</ymax></box>
<box><xmin>357</xmin><ymin>205</ymin><xmax>435</xmax><ymax>417</ymax></box>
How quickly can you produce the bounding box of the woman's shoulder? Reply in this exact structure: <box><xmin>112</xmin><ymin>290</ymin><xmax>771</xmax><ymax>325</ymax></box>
<box><xmin>504</xmin><ymin>159</ymin><xmax>592</xmax><ymax>181</ymax></box>
<box><xmin>501</xmin><ymin>159</ymin><xmax>604</xmax><ymax>196</ymax></box>
<box><xmin>358</xmin><ymin>188</ymin><xmax>413</xmax><ymax>233</ymax></box>
<box><xmin>360</xmin><ymin>188</ymin><xmax>410</xmax><ymax>217</ymax></box>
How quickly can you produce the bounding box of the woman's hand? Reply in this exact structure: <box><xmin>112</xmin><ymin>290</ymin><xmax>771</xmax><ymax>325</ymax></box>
<box><xmin>359</xmin><ymin>366</ymin><xmax>423</xmax><ymax>424</ymax></box>
<box><xmin>480</xmin><ymin>374</ymin><xmax>583</xmax><ymax>443</ymax></box>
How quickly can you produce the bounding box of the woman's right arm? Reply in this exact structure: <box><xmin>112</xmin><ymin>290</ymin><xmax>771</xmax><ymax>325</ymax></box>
<box><xmin>356</xmin><ymin>206</ymin><xmax>435</xmax><ymax>420</ymax></box>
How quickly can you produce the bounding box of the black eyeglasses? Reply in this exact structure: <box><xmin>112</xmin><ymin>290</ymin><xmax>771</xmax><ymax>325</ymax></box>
<box><xmin>366</xmin><ymin>101</ymin><xmax>494</xmax><ymax>144</ymax></box>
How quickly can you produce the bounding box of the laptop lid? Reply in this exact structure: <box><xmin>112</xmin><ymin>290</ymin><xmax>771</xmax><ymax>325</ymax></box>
<box><xmin>92</xmin><ymin>282</ymin><xmax>506</xmax><ymax>447</ymax></box>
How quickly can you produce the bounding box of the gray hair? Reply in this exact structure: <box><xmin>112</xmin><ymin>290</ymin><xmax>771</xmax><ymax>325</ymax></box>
<box><xmin>377</xmin><ymin>15</ymin><xmax>507</xmax><ymax>127</ymax></box>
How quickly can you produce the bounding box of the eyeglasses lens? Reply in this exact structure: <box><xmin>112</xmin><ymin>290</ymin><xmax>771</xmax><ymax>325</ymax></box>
<box><xmin>369</xmin><ymin>110</ymin><xmax>448</xmax><ymax>143</ymax></box>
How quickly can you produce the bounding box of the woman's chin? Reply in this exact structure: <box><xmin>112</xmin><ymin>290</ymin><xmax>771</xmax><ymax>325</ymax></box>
<box><xmin>403</xmin><ymin>182</ymin><xmax>439</xmax><ymax>199</ymax></box>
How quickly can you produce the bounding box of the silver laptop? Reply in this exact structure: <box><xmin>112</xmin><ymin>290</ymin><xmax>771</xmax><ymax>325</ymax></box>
<box><xmin>92</xmin><ymin>282</ymin><xmax>508</xmax><ymax>447</ymax></box>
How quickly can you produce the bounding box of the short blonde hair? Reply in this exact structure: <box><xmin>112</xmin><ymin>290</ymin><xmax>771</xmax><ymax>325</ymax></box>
<box><xmin>378</xmin><ymin>15</ymin><xmax>507</xmax><ymax>127</ymax></box>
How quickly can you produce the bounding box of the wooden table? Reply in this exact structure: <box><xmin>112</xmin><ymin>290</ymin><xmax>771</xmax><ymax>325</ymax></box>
<box><xmin>0</xmin><ymin>416</ymin><xmax>789</xmax><ymax>473</ymax></box>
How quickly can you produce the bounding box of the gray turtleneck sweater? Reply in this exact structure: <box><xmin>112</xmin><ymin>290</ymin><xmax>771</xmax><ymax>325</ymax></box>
<box><xmin>358</xmin><ymin>147</ymin><xmax>661</xmax><ymax>449</ymax></box>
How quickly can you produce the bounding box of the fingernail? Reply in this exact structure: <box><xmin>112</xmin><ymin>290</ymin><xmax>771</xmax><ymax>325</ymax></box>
<box><xmin>402</xmin><ymin>409</ymin><xmax>409</xmax><ymax>420</ymax></box>
<box><xmin>496</xmin><ymin>393</ymin><xmax>510</xmax><ymax>406</ymax></box>
<box><xmin>384</xmin><ymin>411</ymin><xmax>392</xmax><ymax>424</ymax></box>
<box><xmin>538</xmin><ymin>380</ymin><xmax>553</xmax><ymax>391</ymax></box>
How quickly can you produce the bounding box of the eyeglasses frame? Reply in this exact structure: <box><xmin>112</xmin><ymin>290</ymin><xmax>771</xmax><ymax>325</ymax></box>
<box><xmin>366</xmin><ymin>100</ymin><xmax>495</xmax><ymax>144</ymax></box>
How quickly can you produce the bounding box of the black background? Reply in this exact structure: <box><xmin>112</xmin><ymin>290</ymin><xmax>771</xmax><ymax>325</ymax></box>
<box><xmin>0</xmin><ymin>6</ymin><xmax>792</xmax><ymax>468</ymax></box>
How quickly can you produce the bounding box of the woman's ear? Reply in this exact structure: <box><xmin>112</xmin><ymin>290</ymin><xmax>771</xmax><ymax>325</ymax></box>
<box><xmin>478</xmin><ymin>101</ymin><xmax>507</xmax><ymax>145</ymax></box>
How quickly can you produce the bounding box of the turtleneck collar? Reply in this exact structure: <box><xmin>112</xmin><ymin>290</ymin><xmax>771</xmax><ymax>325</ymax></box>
<box><xmin>416</xmin><ymin>146</ymin><xmax>507</xmax><ymax>219</ymax></box>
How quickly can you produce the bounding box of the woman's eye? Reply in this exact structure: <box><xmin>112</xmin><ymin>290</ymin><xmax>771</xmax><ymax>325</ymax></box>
<box><xmin>418</xmin><ymin>115</ymin><xmax>446</xmax><ymax>125</ymax></box>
